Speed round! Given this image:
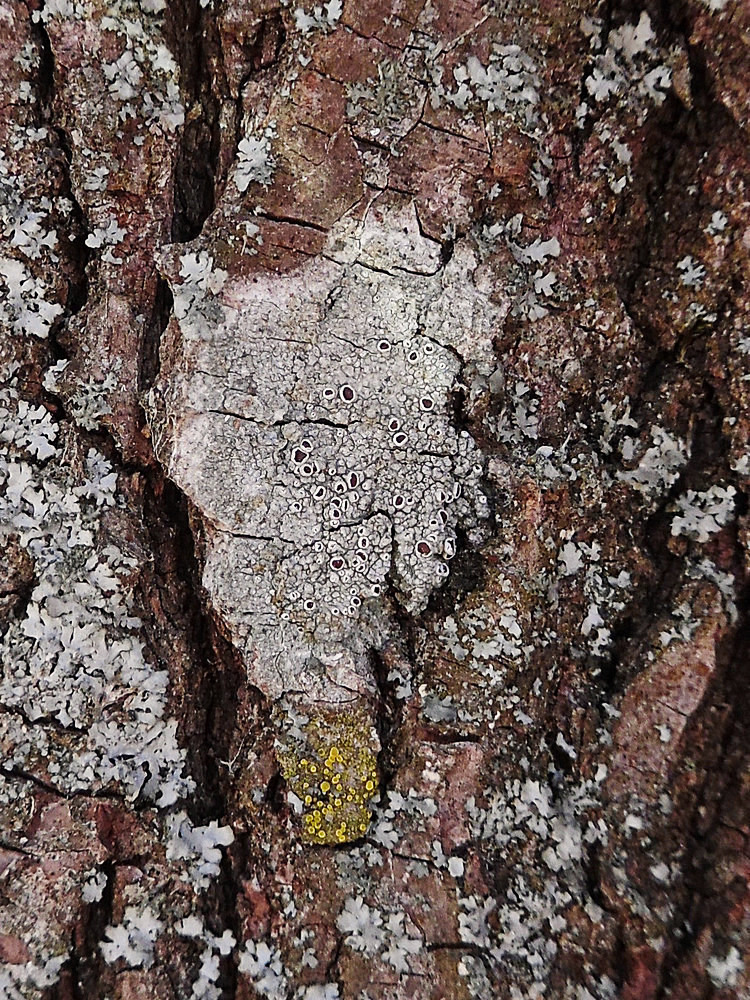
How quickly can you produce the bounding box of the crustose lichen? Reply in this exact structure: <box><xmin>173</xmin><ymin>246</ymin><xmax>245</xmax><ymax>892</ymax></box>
<box><xmin>276</xmin><ymin>706</ymin><xmax>379</xmax><ymax>845</ymax></box>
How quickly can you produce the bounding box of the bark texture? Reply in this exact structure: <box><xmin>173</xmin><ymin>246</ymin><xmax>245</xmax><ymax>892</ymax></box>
<box><xmin>1</xmin><ymin>0</ymin><xmax>749</xmax><ymax>998</ymax></box>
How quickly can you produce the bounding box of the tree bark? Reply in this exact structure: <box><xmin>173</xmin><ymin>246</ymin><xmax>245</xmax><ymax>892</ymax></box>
<box><xmin>1</xmin><ymin>1</ymin><xmax>748</xmax><ymax>998</ymax></box>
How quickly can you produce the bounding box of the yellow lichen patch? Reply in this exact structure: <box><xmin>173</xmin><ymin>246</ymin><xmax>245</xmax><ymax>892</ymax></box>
<box><xmin>277</xmin><ymin>707</ymin><xmax>379</xmax><ymax>845</ymax></box>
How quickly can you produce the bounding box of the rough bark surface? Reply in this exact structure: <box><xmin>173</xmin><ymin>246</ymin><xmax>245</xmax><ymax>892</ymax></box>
<box><xmin>1</xmin><ymin>0</ymin><xmax>749</xmax><ymax>998</ymax></box>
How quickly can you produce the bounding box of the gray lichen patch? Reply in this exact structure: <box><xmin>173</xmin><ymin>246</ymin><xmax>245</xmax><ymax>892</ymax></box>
<box><xmin>149</xmin><ymin>199</ymin><xmax>499</xmax><ymax>700</ymax></box>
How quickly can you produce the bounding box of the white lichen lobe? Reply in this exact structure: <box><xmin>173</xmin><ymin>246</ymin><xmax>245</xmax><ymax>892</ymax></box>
<box><xmin>150</xmin><ymin>202</ymin><xmax>498</xmax><ymax>699</ymax></box>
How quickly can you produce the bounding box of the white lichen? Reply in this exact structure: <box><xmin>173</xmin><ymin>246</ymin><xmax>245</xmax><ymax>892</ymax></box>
<box><xmin>294</xmin><ymin>0</ymin><xmax>342</xmax><ymax>34</ymax></box>
<box><xmin>0</xmin><ymin>255</ymin><xmax>63</xmax><ymax>338</ymax></box>
<box><xmin>336</xmin><ymin>897</ymin><xmax>421</xmax><ymax>971</ymax></box>
<box><xmin>149</xmin><ymin>202</ymin><xmax>496</xmax><ymax>700</ymax></box>
<box><xmin>433</xmin><ymin>43</ymin><xmax>542</xmax><ymax>140</ymax></box>
<box><xmin>177</xmin><ymin>916</ymin><xmax>236</xmax><ymax>1000</ymax></box>
<box><xmin>0</xmin><ymin>366</ymin><xmax>193</xmax><ymax>808</ymax></box>
<box><xmin>0</xmin><ymin>957</ymin><xmax>66</xmax><ymax>1000</ymax></box>
<box><xmin>238</xmin><ymin>940</ymin><xmax>288</xmax><ymax>999</ymax></box>
<box><xmin>707</xmin><ymin>946</ymin><xmax>744</xmax><ymax>988</ymax></box>
<box><xmin>85</xmin><ymin>216</ymin><xmax>126</xmax><ymax>264</ymax></box>
<box><xmin>581</xmin><ymin>12</ymin><xmax>671</xmax><ymax>109</ymax></box>
<box><xmin>671</xmin><ymin>484</ymin><xmax>737</xmax><ymax>542</ymax></box>
<box><xmin>166</xmin><ymin>811</ymin><xmax>235</xmax><ymax>891</ymax></box>
<box><xmin>618</xmin><ymin>426</ymin><xmax>689</xmax><ymax>496</ymax></box>
<box><xmin>100</xmin><ymin>906</ymin><xmax>163</xmax><ymax>969</ymax></box>
<box><xmin>676</xmin><ymin>254</ymin><xmax>706</xmax><ymax>289</ymax></box>
<box><xmin>234</xmin><ymin>130</ymin><xmax>276</xmax><ymax>192</ymax></box>
<box><xmin>463</xmin><ymin>771</ymin><xmax>608</xmax><ymax>987</ymax></box>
